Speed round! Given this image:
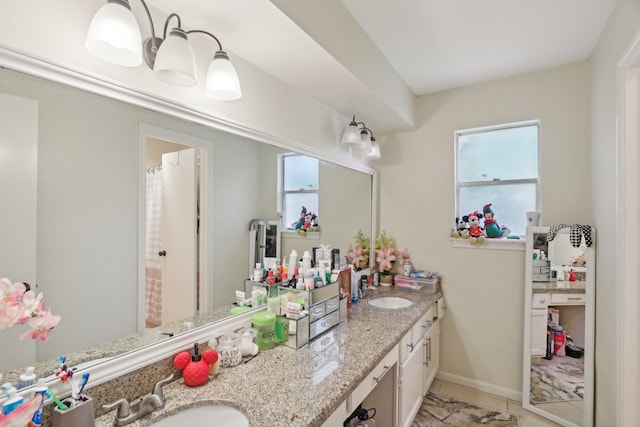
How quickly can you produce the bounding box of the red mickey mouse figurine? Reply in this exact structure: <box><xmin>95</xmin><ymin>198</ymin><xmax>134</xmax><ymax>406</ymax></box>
<box><xmin>173</xmin><ymin>343</ymin><xmax>219</xmax><ymax>387</ymax></box>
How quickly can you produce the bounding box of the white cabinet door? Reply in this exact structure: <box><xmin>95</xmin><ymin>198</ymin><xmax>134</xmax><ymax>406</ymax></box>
<box><xmin>423</xmin><ymin>319</ymin><xmax>440</xmax><ymax>394</ymax></box>
<box><xmin>398</xmin><ymin>337</ymin><xmax>424</xmax><ymax>427</ymax></box>
<box><xmin>531</xmin><ymin>309</ymin><xmax>547</xmax><ymax>356</ymax></box>
<box><xmin>321</xmin><ymin>400</ymin><xmax>347</xmax><ymax>427</ymax></box>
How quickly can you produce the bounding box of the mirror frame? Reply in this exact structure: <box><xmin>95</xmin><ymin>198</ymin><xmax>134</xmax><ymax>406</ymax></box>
<box><xmin>522</xmin><ymin>226</ymin><xmax>595</xmax><ymax>427</ymax></box>
<box><xmin>0</xmin><ymin>45</ymin><xmax>378</xmax><ymax>393</ymax></box>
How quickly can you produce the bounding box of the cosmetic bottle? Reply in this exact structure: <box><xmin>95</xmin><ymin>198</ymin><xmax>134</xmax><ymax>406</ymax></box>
<box><xmin>2</xmin><ymin>387</ymin><xmax>24</xmax><ymax>415</ymax></box>
<box><xmin>17</xmin><ymin>366</ymin><xmax>36</xmax><ymax>389</ymax></box>
<box><xmin>253</xmin><ymin>263</ymin><xmax>263</xmax><ymax>282</ymax></box>
<box><xmin>302</xmin><ymin>251</ymin><xmax>312</xmax><ymax>275</ymax></box>
<box><xmin>288</xmin><ymin>250</ymin><xmax>298</xmax><ymax>277</ymax></box>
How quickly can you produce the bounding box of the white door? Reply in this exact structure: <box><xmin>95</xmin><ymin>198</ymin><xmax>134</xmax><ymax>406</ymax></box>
<box><xmin>160</xmin><ymin>148</ymin><xmax>197</xmax><ymax>324</ymax></box>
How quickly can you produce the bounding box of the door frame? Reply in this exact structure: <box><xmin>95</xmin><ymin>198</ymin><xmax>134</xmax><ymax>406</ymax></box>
<box><xmin>617</xmin><ymin>30</ymin><xmax>640</xmax><ymax>427</ymax></box>
<box><xmin>137</xmin><ymin>124</ymin><xmax>213</xmax><ymax>331</ymax></box>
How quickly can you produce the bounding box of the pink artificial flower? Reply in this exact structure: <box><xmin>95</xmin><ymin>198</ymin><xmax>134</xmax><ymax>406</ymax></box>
<box><xmin>20</xmin><ymin>310</ymin><xmax>61</xmax><ymax>342</ymax></box>
<box><xmin>347</xmin><ymin>244</ymin><xmax>368</xmax><ymax>269</ymax></box>
<box><xmin>395</xmin><ymin>247</ymin><xmax>412</xmax><ymax>264</ymax></box>
<box><xmin>0</xmin><ymin>277</ymin><xmax>60</xmax><ymax>341</ymax></box>
<box><xmin>376</xmin><ymin>247</ymin><xmax>397</xmax><ymax>272</ymax></box>
<box><xmin>0</xmin><ymin>301</ymin><xmax>23</xmax><ymax>330</ymax></box>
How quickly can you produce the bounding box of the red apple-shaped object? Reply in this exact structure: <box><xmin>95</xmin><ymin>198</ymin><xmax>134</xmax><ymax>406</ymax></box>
<box><xmin>173</xmin><ymin>351</ymin><xmax>191</xmax><ymax>370</ymax></box>
<box><xmin>182</xmin><ymin>360</ymin><xmax>210</xmax><ymax>387</ymax></box>
<box><xmin>203</xmin><ymin>348</ymin><xmax>218</xmax><ymax>365</ymax></box>
<box><xmin>174</xmin><ymin>343</ymin><xmax>216</xmax><ymax>387</ymax></box>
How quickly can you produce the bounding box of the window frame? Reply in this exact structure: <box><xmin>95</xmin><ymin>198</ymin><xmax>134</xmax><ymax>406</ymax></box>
<box><xmin>454</xmin><ymin>120</ymin><xmax>540</xmax><ymax>237</ymax></box>
<box><xmin>277</xmin><ymin>153</ymin><xmax>320</xmax><ymax>232</ymax></box>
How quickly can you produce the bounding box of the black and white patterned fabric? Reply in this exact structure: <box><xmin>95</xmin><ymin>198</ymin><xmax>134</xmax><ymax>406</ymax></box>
<box><xmin>547</xmin><ymin>224</ymin><xmax>593</xmax><ymax>247</ymax></box>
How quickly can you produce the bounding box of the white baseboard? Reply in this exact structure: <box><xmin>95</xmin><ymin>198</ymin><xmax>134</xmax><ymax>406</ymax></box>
<box><xmin>436</xmin><ymin>370</ymin><xmax>522</xmax><ymax>402</ymax></box>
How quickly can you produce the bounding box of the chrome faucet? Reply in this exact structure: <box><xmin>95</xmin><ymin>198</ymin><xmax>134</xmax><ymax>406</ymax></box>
<box><xmin>103</xmin><ymin>374</ymin><xmax>174</xmax><ymax>427</ymax></box>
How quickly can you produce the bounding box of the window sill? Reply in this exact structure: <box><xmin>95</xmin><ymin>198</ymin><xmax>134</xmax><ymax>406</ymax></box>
<box><xmin>282</xmin><ymin>230</ymin><xmax>321</xmax><ymax>240</ymax></box>
<box><xmin>450</xmin><ymin>237</ymin><xmax>525</xmax><ymax>251</ymax></box>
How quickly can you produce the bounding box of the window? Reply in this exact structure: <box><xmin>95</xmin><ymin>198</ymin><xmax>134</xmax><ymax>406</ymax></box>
<box><xmin>455</xmin><ymin>121</ymin><xmax>539</xmax><ymax>238</ymax></box>
<box><xmin>279</xmin><ymin>154</ymin><xmax>319</xmax><ymax>230</ymax></box>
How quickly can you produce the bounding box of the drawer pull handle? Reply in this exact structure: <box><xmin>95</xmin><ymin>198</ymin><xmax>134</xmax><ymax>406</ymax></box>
<box><xmin>373</xmin><ymin>365</ymin><xmax>392</xmax><ymax>383</ymax></box>
<box><xmin>567</xmin><ymin>297</ymin><xmax>582</xmax><ymax>300</ymax></box>
<box><xmin>406</xmin><ymin>342</ymin><xmax>414</xmax><ymax>351</ymax></box>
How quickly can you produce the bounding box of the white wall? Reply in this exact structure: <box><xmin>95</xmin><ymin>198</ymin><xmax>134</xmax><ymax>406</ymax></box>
<box><xmin>377</xmin><ymin>61</ymin><xmax>591</xmax><ymax>396</ymax></box>
<box><xmin>590</xmin><ymin>0</ymin><xmax>640</xmax><ymax>424</ymax></box>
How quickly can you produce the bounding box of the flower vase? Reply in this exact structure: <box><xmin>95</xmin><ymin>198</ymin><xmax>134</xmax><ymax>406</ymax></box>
<box><xmin>380</xmin><ymin>274</ymin><xmax>394</xmax><ymax>286</ymax></box>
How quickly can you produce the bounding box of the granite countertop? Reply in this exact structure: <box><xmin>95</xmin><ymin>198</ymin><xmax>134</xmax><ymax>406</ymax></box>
<box><xmin>95</xmin><ymin>286</ymin><xmax>441</xmax><ymax>427</ymax></box>
<box><xmin>532</xmin><ymin>280</ymin><xmax>586</xmax><ymax>293</ymax></box>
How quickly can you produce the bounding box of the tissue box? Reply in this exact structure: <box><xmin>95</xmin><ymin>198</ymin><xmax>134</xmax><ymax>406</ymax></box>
<box><xmin>394</xmin><ymin>275</ymin><xmax>439</xmax><ymax>293</ymax></box>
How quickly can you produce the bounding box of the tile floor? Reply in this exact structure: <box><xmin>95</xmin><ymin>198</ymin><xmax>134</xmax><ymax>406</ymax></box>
<box><xmin>428</xmin><ymin>378</ymin><xmax>563</xmax><ymax>427</ymax></box>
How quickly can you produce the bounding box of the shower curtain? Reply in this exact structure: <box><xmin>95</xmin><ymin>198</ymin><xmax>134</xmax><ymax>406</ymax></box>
<box><xmin>145</xmin><ymin>167</ymin><xmax>163</xmax><ymax>326</ymax></box>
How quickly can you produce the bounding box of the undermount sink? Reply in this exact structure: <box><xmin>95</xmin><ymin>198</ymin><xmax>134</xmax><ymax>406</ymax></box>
<box><xmin>368</xmin><ymin>296</ymin><xmax>413</xmax><ymax>309</ymax></box>
<box><xmin>149</xmin><ymin>405</ymin><xmax>249</xmax><ymax>427</ymax></box>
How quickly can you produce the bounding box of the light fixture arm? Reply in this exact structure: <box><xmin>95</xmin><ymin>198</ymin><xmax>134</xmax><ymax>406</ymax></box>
<box><xmin>162</xmin><ymin>13</ymin><xmax>183</xmax><ymax>39</ymax></box>
<box><xmin>186</xmin><ymin>30</ymin><xmax>224</xmax><ymax>52</ymax></box>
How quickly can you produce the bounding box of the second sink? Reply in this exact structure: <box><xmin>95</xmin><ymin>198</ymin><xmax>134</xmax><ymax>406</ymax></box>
<box><xmin>149</xmin><ymin>404</ymin><xmax>249</xmax><ymax>427</ymax></box>
<box><xmin>368</xmin><ymin>296</ymin><xmax>413</xmax><ymax>309</ymax></box>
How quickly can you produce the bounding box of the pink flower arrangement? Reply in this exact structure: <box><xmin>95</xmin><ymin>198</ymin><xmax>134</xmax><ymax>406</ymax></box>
<box><xmin>375</xmin><ymin>230</ymin><xmax>397</xmax><ymax>275</ymax></box>
<box><xmin>375</xmin><ymin>231</ymin><xmax>413</xmax><ymax>276</ymax></box>
<box><xmin>347</xmin><ymin>230</ymin><xmax>370</xmax><ymax>271</ymax></box>
<box><xmin>0</xmin><ymin>277</ymin><xmax>60</xmax><ymax>342</ymax></box>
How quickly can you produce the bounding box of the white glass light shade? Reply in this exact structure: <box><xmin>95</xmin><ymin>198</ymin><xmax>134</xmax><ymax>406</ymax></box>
<box><xmin>366</xmin><ymin>138</ymin><xmax>381</xmax><ymax>159</ymax></box>
<box><xmin>153</xmin><ymin>28</ymin><xmax>197</xmax><ymax>87</ymax></box>
<box><xmin>360</xmin><ymin>129</ymin><xmax>372</xmax><ymax>152</ymax></box>
<box><xmin>341</xmin><ymin>120</ymin><xmax>361</xmax><ymax>146</ymax></box>
<box><xmin>206</xmin><ymin>51</ymin><xmax>242</xmax><ymax>101</ymax></box>
<box><xmin>85</xmin><ymin>0</ymin><xmax>143</xmax><ymax>67</ymax></box>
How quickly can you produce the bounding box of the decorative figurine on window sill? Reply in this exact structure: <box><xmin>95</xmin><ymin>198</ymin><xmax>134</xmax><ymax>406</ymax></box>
<box><xmin>482</xmin><ymin>203</ymin><xmax>511</xmax><ymax>238</ymax></box>
<box><xmin>450</xmin><ymin>217</ymin><xmax>469</xmax><ymax>238</ymax></box>
<box><xmin>463</xmin><ymin>211</ymin><xmax>485</xmax><ymax>245</ymax></box>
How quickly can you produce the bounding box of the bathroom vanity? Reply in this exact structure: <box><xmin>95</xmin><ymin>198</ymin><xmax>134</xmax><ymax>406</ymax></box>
<box><xmin>94</xmin><ymin>287</ymin><xmax>443</xmax><ymax>427</ymax></box>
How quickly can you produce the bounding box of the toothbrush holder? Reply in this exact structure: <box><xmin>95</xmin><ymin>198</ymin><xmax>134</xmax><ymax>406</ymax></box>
<box><xmin>52</xmin><ymin>396</ymin><xmax>95</xmax><ymax>427</ymax></box>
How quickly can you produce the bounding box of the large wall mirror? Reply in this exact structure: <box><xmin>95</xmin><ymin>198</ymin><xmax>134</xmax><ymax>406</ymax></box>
<box><xmin>0</xmin><ymin>66</ymin><xmax>374</xmax><ymax>384</ymax></box>
<box><xmin>523</xmin><ymin>226</ymin><xmax>595</xmax><ymax>427</ymax></box>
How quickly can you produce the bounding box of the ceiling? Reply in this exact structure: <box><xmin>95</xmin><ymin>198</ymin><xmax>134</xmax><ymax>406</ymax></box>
<box><xmin>149</xmin><ymin>0</ymin><xmax>617</xmax><ymax>134</ymax></box>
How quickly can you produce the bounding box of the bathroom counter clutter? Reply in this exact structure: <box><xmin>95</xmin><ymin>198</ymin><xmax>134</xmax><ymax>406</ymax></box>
<box><xmin>94</xmin><ymin>287</ymin><xmax>441</xmax><ymax>427</ymax></box>
<box><xmin>532</xmin><ymin>280</ymin><xmax>586</xmax><ymax>293</ymax></box>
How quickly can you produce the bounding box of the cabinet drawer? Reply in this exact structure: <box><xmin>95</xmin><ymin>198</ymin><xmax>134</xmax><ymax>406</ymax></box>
<box><xmin>351</xmin><ymin>344</ymin><xmax>398</xmax><ymax>409</ymax></box>
<box><xmin>532</xmin><ymin>293</ymin><xmax>550</xmax><ymax>309</ymax></box>
<box><xmin>310</xmin><ymin>302</ymin><xmax>326</xmax><ymax>321</ymax></box>
<box><xmin>310</xmin><ymin>310</ymin><xmax>339</xmax><ymax>339</ymax></box>
<box><xmin>325</xmin><ymin>295</ymin><xmax>340</xmax><ymax>313</ymax></box>
<box><xmin>551</xmin><ymin>293</ymin><xmax>586</xmax><ymax>305</ymax></box>
<box><xmin>412</xmin><ymin>306</ymin><xmax>434</xmax><ymax>344</ymax></box>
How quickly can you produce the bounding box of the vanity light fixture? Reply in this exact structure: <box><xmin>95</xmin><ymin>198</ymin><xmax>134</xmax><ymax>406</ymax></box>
<box><xmin>341</xmin><ymin>115</ymin><xmax>381</xmax><ymax>160</ymax></box>
<box><xmin>85</xmin><ymin>0</ymin><xmax>242</xmax><ymax>101</ymax></box>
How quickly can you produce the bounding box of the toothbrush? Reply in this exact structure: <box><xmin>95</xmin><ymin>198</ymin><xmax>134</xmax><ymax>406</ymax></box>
<box><xmin>45</xmin><ymin>390</ymin><xmax>68</xmax><ymax>410</ymax></box>
<box><xmin>76</xmin><ymin>372</ymin><xmax>89</xmax><ymax>401</ymax></box>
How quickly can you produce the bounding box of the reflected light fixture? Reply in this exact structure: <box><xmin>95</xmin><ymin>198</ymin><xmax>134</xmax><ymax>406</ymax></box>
<box><xmin>341</xmin><ymin>115</ymin><xmax>381</xmax><ymax>160</ymax></box>
<box><xmin>85</xmin><ymin>0</ymin><xmax>242</xmax><ymax>101</ymax></box>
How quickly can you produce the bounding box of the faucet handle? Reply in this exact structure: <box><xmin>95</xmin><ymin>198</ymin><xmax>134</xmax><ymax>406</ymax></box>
<box><xmin>152</xmin><ymin>373</ymin><xmax>174</xmax><ymax>399</ymax></box>
<box><xmin>103</xmin><ymin>398</ymin><xmax>132</xmax><ymax>419</ymax></box>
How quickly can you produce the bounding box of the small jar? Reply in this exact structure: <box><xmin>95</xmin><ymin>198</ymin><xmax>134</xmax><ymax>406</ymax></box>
<box><xmin>217</xmin><ymin>333</ymin><xmax>242</xmax><ymax>367</ymax></box>
<box><xmin>274</xmin><ymin>316</ymin><xmax>290</xmax><ymax>344</ymax></box>
<box><xmin>252</xmin><ymin>311</ymin><xmax>277</xmax><ymax>350</ymax></box>
<box><xmin>403</xmin><ymin>261</ymin><xmax>412</xmax><ymax>276</ymax></box>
